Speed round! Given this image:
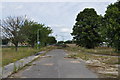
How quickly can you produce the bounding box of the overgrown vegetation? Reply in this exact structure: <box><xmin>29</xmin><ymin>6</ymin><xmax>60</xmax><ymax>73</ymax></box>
<box><xmin>65</xmin><ymin>44</ymin><xmax>119</xmax><ymax>64</ymax></box>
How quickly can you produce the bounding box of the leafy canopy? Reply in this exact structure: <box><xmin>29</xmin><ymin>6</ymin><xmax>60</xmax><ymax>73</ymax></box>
<box><xmin>104</xmin><ymin>1</ymin><xmax>120</xmax><ymax>51</ymax></box>
<box><xmin>22</xmin><ymin>20</ymin><xmax>52</xmax><ymax>47</ymax></box>
<box><xmin>71</xmin><ymin>8</ymin><xmax>102</xmax><ymax>49</ymax></box>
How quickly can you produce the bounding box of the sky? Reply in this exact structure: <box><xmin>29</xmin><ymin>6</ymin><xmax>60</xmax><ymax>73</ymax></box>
<box><xmin>1</xmin><ymin>0</ymin><xmax>117</xmax><ymax>41</ymax></box>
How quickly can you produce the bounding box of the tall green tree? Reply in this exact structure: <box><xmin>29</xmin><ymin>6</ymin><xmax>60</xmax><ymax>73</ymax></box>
<box><xmin>71</xmin><ymin>8</ymin><xmax>102</xmax><ymax>49</ymax></box>
<box><xmin>22</xmin><ymin>20</ymin><xmax>52</xmax><ymax>48</ymax></box>
<box><xmin>46</xmin><ymin>36</ymin><xmax>57</xmax><ymax>45</ymax></box>
<box><xmin>104</xmin><ymin>1</ymin><xmax>120</xmax><ymax>52</ymax></box>
<box><xmin>40</xmin><ymin>27</ymin><xmax>52</xmax><ymax>46</ymax></box>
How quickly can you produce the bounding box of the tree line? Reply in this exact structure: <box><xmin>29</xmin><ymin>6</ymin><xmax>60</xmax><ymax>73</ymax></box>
<box><xmin>71</xmin><ymin>1</ymin><xmax>120</xmax><ymax>52</ymax></box>
<box><xmin>1</xmin><ymin>16</ymin><xmax>57</xmax><ymax>51</ymax></box>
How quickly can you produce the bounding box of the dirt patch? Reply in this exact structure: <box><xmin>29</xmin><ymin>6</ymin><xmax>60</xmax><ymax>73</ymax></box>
<box><xmin>86</xmin><ymin>59</ymin><xmax>119</xmax><ymax>78</ymax></box>
<box><xmin>42</xmin><ymin>63</ymin><xmax>54</xmax><ymax>66</ymax></box>
<box><xmin>41</xmin><ymin>55</ymin><xmax>52</xmax><ymax>58</ymax></box>
<box><xmin>70</xmin><ymin>60</ymin><xmax>80</xmax><ymax>63</ymax></box>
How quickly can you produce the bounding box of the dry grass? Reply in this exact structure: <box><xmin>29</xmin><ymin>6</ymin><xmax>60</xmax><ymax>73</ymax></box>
<box><xmin>2</xmin><ymin>46</ymin><xmax>56</xmax><ymax>66</ymax></box>
<box><xmin>66</xmin><ymin>44</ymin><xmax>119</xmax><ymax>56</ymax></box>
<box><xmin>84</xmin><ymin>47</ymin><xmax>119</xmax><ymax>56</ymax></box>
<box><xmin>65</xmin><ymin>44</ymin><xmax>119</xmax><ymax>64</ymax></box>
<box><xmin>2</xmin><ymin>47</ymin><xmax>38</xmax><ymax>66</ymax></box>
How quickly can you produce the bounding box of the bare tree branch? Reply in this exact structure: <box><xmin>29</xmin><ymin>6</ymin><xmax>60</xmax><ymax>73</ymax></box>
<box><xmin>2</xmin><ymin>16</ymin><xmax>26</xmax><ymax>51</ymax></box>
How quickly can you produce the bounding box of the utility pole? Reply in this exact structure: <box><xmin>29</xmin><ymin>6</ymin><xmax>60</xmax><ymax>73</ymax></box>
<box><xmin>37</xmin><ymin>29</ymin><xmax>41</xmax><ymax>49</ymax></box>
<box><xmin>55</xmin><ymin>35</ymin><xmax>58</xmax><ymax>43</ymax></box>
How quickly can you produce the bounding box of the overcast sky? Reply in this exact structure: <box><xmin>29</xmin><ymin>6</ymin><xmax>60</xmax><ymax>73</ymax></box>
<box><xmin>1</xmin><ymin>0</ymin><xmax>117</xmax><ymax>41</ymax></box>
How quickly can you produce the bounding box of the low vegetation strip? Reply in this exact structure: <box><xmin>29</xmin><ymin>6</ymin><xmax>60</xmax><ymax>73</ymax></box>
<box><xmin>2</xmin><ymin>55</ymin><xmax>39</xmax><ymax>78</ymax></box>
<box><xmin>67</xmin><ymin>44</ymin><xmax>120</xmax><ymax>56</ymax></box>
<box><xmin>80</xmin><ymin>47</ymin><xmax>120</xmax><ymax>56</ymax></box>
<box><xmin>2</xmin><ymin>46</ymin><xmax>56</xmax><ymax>66</ymax></box>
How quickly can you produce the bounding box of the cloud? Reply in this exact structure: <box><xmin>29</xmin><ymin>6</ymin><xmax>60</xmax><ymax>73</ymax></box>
<box><xmin>0</xmin><ymin>4</ymin><xmax>4</xmax><ymax>9</ymax></box>
<box><xmin>15</xmin><ymin>5</ymin><xmax>23</xmax><ymax>9</ymax></box>
<box><xmin>47</xmin><ymin>24</ymin><xmax>65</xmax><ymax>28</ymax></box>
<box><xmin>47</xmin><ymin>24</ymin><xmax>72</xmax><ymax>28</ymax></box>
<box><xmin>60</xmin><ymin>28</ymin><xmax>72</xmax><ymax>33</ymax></box>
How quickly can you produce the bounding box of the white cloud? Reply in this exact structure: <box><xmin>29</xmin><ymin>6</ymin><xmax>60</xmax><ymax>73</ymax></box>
<box><xmin>60</xmin><ymin>28</ymin><xmax>72</xmax><ymax>33</ymax></box>
<box><xmin>48</xmin><ymin>24</ymin><xmax>69</xmax><ymax>28</ymax></box>
<box><xmin>15</xmin><ymin>5</ymin><xmax>23</xmax><ymax>9</ymax></box>
<box><xmin>0</xmin><ymin>4</ymin><xmax>4</xmax><ymax>9</ymax></box>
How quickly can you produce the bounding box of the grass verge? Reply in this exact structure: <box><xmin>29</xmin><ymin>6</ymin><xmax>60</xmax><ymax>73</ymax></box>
<box><xmin>2</xmin><ymin>46</ymin><xmax>57</xmax><ymax>66</ymax></box>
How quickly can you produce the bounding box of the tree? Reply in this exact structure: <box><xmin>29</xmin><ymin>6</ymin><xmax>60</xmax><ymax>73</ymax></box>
<box><xmin>104</xmin><ymin>1</ymin><xmax>120</xmax><ymax>52</ymax></box>
<box><xmin>2</xmin><ymin>38</ymin><xmax>9</xmax><ymax>45</ymax></box>
<box><xmin>57</xmin><ymin>41</ymin><xmax>64</xmax><ymax>44</ymax></box>
<box><xmin>39</xmin><ymin>26</ymin><xmax>52</xmax><ymax>46</ymax></box>
<box><xmin>22</xmin><ymin>20</ymin><xmax>52</xmax><ymax>48</ymax></box>
<box><xmin>71</xmin><ymin>8</ymin><xmax>102</xmax><ymax>49</ymax></box>
<box><xmin>64</xmin><ymin>40</ymin><xmax>72</xmax><ymax>44</ymax></box>
<box><xmin>46</xmin><ymin>36</ymin><xmax>57</xmax><ymax>45</ymax></box>
<box><xmin>2</xmin><ymin>16</ymin><xmax>26</xmax><ymax>51</ymax></box>
<box><xmin>21</xmin><ymin>20</ymin><xmax>39</xmax><ymax>47</ymax></box>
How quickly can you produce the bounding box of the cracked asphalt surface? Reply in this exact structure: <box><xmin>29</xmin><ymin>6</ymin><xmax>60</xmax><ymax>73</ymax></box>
<box><xmin>10</xmin><ymin>49</ymin><xmax>98</xmax><ymax>78</ymax></box>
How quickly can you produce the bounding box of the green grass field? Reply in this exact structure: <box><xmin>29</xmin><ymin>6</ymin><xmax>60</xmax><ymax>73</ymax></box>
<box><xmin>2</xmin><ymin>46</ymin><xmax>56</xmax><ymax>66</ymax></box>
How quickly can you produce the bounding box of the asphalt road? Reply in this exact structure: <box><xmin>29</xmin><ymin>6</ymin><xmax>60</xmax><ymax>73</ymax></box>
<box><xmin>10</xmin><ymin>49</ymin><xmax>98</xmax><ymax>78</ymax></box>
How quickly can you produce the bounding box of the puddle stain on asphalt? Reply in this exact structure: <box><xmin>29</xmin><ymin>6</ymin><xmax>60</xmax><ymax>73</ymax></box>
<box><xmin>41</xmin><ymin>55</ymin><xmax>52</xmax><ymax>58</ymax></box>
<box><xmin>70</xmin><ymin>61</ymin><xmax>80</xmax><ymax>63</ymax></box>
<box><xmin>42</xmin><ymin>63</ymin><xmax>54</xmax><ymax>66</ymax></box>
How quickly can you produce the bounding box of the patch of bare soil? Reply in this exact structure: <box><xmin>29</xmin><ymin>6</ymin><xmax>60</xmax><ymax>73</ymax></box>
<box><xmin>86</xmin><ymin>59</ymin><xmax>119</xmax><ymax>78</ymax></box>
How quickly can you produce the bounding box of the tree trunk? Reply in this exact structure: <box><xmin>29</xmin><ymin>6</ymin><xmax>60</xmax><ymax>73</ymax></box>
<box><xmin>86</xmin><ymin>44</ymin><xmax>94</xmax><ymax>49</ymax></box>
<box><xmin>45</xmin><ymin>43</ymin><xmax>47</xmax><ymax>46</ymax></box>
<box><xmin>15</xmin><ymin>44</ymin><xmax>18</xmax><ymax>51</ymax></box>
<box><xmin>31</xmin><ymin>43</ymin><xmax>34</xmax><ymax>48</ymax></box>
<box><xmin>117</xmin><ymin>48</ymin><xmax>120</xmax><ymax>53</ymax></box>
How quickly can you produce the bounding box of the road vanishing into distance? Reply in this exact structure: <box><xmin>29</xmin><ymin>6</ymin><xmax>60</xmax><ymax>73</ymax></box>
<box><xmin>10</xmin><ymin>49</ymin><xmax>98</xmax><ymax>78</ymax></box>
